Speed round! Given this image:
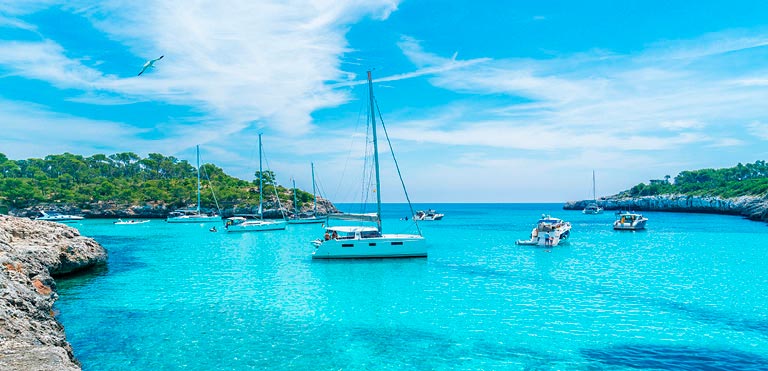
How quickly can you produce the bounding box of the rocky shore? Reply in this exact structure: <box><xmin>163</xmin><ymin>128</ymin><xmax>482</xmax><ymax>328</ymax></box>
<box><xmin>564</xmin><ymin>194</ymin><xmax>768</xmax><ymax>222</ymax></box>
<box><xmin>9</xmin><ymin>198</ymin><xmax>339</xmax><ymax>219</ymax></box>
<box><xmin>0</xmin><ymin>215</ymin><xmax>107</xmax><ymax>371</ymax></box>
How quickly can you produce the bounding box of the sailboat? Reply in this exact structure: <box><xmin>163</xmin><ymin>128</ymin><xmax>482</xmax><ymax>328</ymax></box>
<box><xmin>582</xmin><ymin>170</ymin><xmax>604</xmax><ymax>214</ymax></box>
<box><xmin>224</xmin><ymin>134</ymin><xmax>287</xmax><ymax>232</ymax></box>
<box><xmin>311</xmin><ymin>71</ymin><xmax>427</xmax><ymax>259</ymax></box>
<box><xmin>166</xmin><ymin>145</ymin><xmax>221</xmax><ymax>223</ymax></box>
<box><xmin>288</xmin><ymin>163</ymin><xmax>324</xmax><ymax>224</ymax></box>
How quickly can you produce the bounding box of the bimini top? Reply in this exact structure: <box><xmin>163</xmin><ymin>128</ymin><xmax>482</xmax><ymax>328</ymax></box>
<box><xmin>537</xmin><ymin>214</ymin><xmax>564</xmax><ymax>224</ymax></box>
<box><xmin>324</xmin><ymin>226</ymin><xmax>379</xmax><ymax>233</ymax></box>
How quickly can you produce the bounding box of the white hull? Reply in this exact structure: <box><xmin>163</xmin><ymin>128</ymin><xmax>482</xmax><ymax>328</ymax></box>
<box><xmin>226</xmin><ymin>220</ymin><xmax>287</xmax><ymax>232</ymax></box>
<box><xmin>287</xmin><ymin>217</ymin><xmax>325</xmax><ymax>224</ymax></box>
<box><xmin>114</xmin><ymin>220</ymin><xmax>150</xmax><ymax>225</ymax></box>
<box><xmin>312</xmin><ymin>234</ymin><xmax>426</xmax><ymax>259</ymax></box>
<box><xmin>613</xmin><ymin>220</ymin><xmax>647</xmax><ymax>230</ymax></box>
<box><xmin>582</xmin><ymin>208</ymin><xmax>603</xmax><ymax>214</ymax></box>
<box><xmin>166</xmin><ymin>215</ymin><xmax>221</xmax><ymax>223</ymax></box>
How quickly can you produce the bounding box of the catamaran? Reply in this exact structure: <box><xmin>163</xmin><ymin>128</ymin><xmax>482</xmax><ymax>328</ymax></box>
<box><xmin>288</xmin><ymin>163</ymin><xmax>324</xmax><ymax>224</ymax></box>
<box><xmin>224</xmin><ymin>134</ymin><xmax>287</xmax><ymax>232</ymax></box>
<box><xmin>311</xmin><ymin>71</ymin><xmax>426</xmax><ymax>259</ymax></box>
<box><xmin>582</xmin><ymin>170</ymin><xmax>604</xmax><ymax>214</ymax></box>
<box><xmin>167</xmin><ymin>145</ymin><xmax>221</xmax><ymax>223</ymax></box>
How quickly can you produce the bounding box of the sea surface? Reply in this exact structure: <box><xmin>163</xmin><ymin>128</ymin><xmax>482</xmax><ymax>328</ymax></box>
<box><xmin>55</xmin><ymin>203</ymin><xmax>768</xmax><ymax>370</ymax></box>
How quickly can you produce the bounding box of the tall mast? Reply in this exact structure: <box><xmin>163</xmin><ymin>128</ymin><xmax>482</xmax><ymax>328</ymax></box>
<box><xmin>292</xmin><ymin>178</ymin><xmax>298</xmax><ymax>220</ymax></box>
<box><xmin>311</xmin><ymin>162</ymin><xmax>317</xmax><ymax>215</ymax></box>
<box><xmin>592</xmin><ymin>170</ymin><xmax>597</xmax><ymax>202</ymax></box>
<box><xmin>367</xmin><ymin>71</ymin><xmax>383</xmax><ymax>233</ymax></box>
<box><xmin>258</xmin><ymin>133</ymin><xmax>263</xmax><ymax>221</ymax></box>
<box><xmin>196</xmin><ymin>145</ymin><xmax>201</xmax><ymax>214</ymax></box>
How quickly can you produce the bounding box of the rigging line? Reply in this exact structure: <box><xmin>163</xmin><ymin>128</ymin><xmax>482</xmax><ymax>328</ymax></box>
<box><xmin>261</xmin><ymin>149</ymin><xmax>287</xmax><ymax>219</ymax></box>
<box><xmin>373</xmin><ymin>95</ymin><xmax>422</xmax><ymax>236</ymax></box>
<box><xmin>199</xmin><ymin>160</ymin><xmax>222</xmax><ymax>215</ymax></box>
<box><xmin>335</xmin><ymin>83</ymin><xmax>369</xmax><ymax>205</ymax></box>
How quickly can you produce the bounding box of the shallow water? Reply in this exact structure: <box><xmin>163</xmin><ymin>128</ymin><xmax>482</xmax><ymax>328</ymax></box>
<box><xmin>56</xmin><ymin>204</ymin><xmax>768</xmax><ymax>370</ymax></box>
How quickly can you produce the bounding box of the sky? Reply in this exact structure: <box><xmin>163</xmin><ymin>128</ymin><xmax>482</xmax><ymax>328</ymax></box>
<box><xmin>2</xmin><ymin>0</ymin><xmax>768</xmax><ymax>203</ymax></box>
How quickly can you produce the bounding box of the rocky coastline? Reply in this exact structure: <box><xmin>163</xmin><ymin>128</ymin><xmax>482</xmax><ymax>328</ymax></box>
<box><xmin>564</xmin><ymin>194</ymin><xmax>768</xmax><ymax>223</ymax></box>
<box><xmin>8</xmin><ymin>198</ymin><xmax>339</xmax><ymax>220</ymax></box>
<box><xmin>0</xmin><ymin>215</ymin><xmax>107</xmax><ymax>371</ymax></box>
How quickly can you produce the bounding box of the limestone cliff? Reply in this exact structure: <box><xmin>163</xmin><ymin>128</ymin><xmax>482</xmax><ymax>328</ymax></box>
<box><xmin>0</xmin><ymin>215</ymin><xmax>107</xmax><ymax>371</ymax></box>
<box><xmin>564</xmin><ymin>195</ymin><xmax>768</xmax><ymax>222</ymax></box>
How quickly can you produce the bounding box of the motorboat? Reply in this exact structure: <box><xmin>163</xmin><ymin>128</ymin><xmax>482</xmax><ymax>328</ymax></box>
<box><xmin>311</xmin><ymin>71</ymin><xmax>426</xmax><ymax>259</ymax></box>
<box><xmin>36</xmin><ymin>211</ymin><xmax>84</xmax><ymax>223</ymax></box>
<box><xmin>515</xmin><ymin>214</ymin><xmax>572</xmax><ymax>247</ymax></box>
<box><xmin>167</xmin><ymin>145</ymin><xmax>221</xmax><ymax>223</ymax></box>
<box><xmin>613</xmin><ymin>211</ymin><xmax>648</xmax><ymax>230</ymax></box>
<box><xmin>114</xmin><ymin>219</ymin><xmax>150</xmax><ymax>225</ymax></box>
<box><xmin>224</xmin><ymin>215</ymin><xmax>287</xmax><ymax>232</ymax></box>
<box><xmin>413</xmin><ymin>209</ymin><xmax>444</xmax><ymax>221</ymax></box>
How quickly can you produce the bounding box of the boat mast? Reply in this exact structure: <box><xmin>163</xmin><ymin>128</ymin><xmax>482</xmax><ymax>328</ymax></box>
<box><xmin>311</xmin><ymin>162</ymin><xmax>317</xmax><ymax>215</ymax></box>
<box><xmin>258</xmin><ymin>133</ymin><xmax>263</xmax><ymax>221</ymax></box>
<box><xmin>196</xmin><ymin>145</ymin><xmax>201</xmax><ymax>214</ymax></box>
<box><xmin>592</xmin><ymin>170</ymin><xmax>597</xmax><ymax>202</ymax></box>
<box><xmin>367</xmin><ymin>70</ymin><xmax>383</xmax><ymax>233</ymax></box>
<box><xmin>292</xmin><ymin>178</ymin><xmax>298</xmax><ymax>220</ymax></box>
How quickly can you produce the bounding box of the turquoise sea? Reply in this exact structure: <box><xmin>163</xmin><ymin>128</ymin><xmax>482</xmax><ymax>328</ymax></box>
<box><xmin>56</xmin><ymin>204</ymin><xmax>768</xmax><ymax>370</ymax></box>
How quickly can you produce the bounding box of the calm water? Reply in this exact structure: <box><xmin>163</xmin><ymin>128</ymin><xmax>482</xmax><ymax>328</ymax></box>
<box><xmin>55</xmin><ymin>204</ymin><xmax>768</xmax><ymax>370</ymax></box>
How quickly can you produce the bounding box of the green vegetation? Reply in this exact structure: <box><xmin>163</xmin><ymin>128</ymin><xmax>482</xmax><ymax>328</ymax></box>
<box><xmin>620</xmin><ymin>160</ymin><xmax>768</xmax><ymax>198</ymax></box>
<box><xmin>0</xmin><ymin>152</ymin><xmax>314</xmax><ymax>210</ymax></box>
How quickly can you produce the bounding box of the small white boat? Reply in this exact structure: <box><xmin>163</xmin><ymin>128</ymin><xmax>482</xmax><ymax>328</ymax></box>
<box><xmin>224</xmin><ymin>216</ymin><xmax>287</xmax><ymax>232</ymax></box>
<box><xmin>225</xmin><ymin>134</ymin><xmax>287</xmax><ymax>233</ymax></box>
<box><xmin>287</xmin><ymin>167</ymin><xmax>325</xmax><ymax>225</ymax></box>
<box><xmin>515</xmin><ymin>214</ymin><xmax>572</xmax><ymax>247</ymax></box>
<box><xmin>114</xmin><ymin>219</ymin><xmax>150</xmax><ymax>225</ymax></box>
<box><xmin>413</xmin><ymin>209</ymin><xmax>444</xmax><ymax>221</ymax></box>
<box><xmin>36</xmin><ymin>211</ymin><xmax>84</xmax><ymax>222</ymax></box>
<box><xmin>582</xmin><ymin>170</ymin><xmax>604</xmax><ymax>214</ymax></box>
<box><xmin>167</xmin><ymin>145</ymin><xmax>221</xmax><ymax>223</ymax></box>
<box><xmin>613</xmin><ymin>212</ymin><xmax>648</xmax><ymax>230</ymax></box>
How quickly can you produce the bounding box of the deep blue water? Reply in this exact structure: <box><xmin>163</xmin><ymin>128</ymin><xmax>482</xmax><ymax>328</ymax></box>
<box><xmin>55</xmin><ymin>204</ymin><xmax>768</xmax><ymax>370</ymax></box>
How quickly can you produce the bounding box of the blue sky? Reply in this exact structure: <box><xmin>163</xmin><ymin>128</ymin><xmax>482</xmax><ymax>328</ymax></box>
<box><xmin>2</xmin><ymin>1</ymin><xmax>768</xmax><ymax>202</ymax></box>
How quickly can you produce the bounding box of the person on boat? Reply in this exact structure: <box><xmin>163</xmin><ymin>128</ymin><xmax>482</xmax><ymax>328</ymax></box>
<box><xmin>324</xmin><ymin>230</ymin><xmax>331</xmax><ymax>241</ymax></box>
<box><xmin>331</xmin><ymin>230</ymin><xmax>339</xmax><ymax>240</ymax></box>
<box><xmin>544</xmin><ymin>232</ymin><xmax>552</xmax><ymax>246</ymax></box>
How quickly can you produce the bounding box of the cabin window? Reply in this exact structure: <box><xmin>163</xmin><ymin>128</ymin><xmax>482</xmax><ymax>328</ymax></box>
<box><xmin>369</xmin><ymin>243</ymin><xmax>376</xmax><ymax>246</ymax></box>
<box><xmin>342</xmin><ymin>243</ymin><xmax>354</xmax><ymax>248</ymax></box>
<box><xmin>391</xmin><ymin>241</ymin><xmax>403</xmax><ymax>246</ymax></box>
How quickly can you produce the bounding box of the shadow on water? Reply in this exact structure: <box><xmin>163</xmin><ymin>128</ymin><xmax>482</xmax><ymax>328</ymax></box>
<box><xmin>582</xmin><ymin>344</ymin><xmax>768</xmax><ymax>371</ymax></box>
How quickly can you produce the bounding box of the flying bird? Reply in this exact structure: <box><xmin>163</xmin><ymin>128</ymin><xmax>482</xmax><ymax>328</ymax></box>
<box><xmin>137</xmin><ymin>55</ymin><xmax>164</xmax><ymax>76</ymax></box>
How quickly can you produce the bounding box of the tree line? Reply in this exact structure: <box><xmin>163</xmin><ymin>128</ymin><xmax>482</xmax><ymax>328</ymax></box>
<box><xmin>621</xmin><ymin>160</ymin><xmax>768</xmax><ymax>198</ymax></box>
<box><xmin>0</xmin><ymin>152</ymin><xmax>315</xmax><ymax>210</ymax></box>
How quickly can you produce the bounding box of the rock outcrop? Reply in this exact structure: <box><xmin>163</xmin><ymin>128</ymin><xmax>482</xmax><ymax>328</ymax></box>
<box><xmin>10</xmin><ymin>198</ymin><xmax>340</xmax><ymax>219</ymax></box>
<box><xmin>0</xmin><ymin>215</ymin><xmax>107</xmax><ymax>371</ymax></box>
<box><xmin>564</xmin><ymin>195</ymin><xmax>768</xmax><ymax>222</ymax></box>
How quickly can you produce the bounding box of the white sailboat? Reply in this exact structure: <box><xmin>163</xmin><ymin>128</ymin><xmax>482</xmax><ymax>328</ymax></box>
<box><xmin>582</xmin><ymin>170</ymin><xmax>604</xmax><ymax>214</ymax></box>
<box><xmin>167</xmin><ymin>145</ymin><xmax>221</xmax><ymax>223</ymax></box>
<box><xmin>312</xmin><ymin>71</ymin><xmax>426</xmax><ymax>259</ymax></box>
<box><xmin>224</xmin><ymin>134</ymin><xmax>287</xmax><ymax>232</ymax></box>
<box><xmin>288</xmin><ymin>163</ymin><xmax>324</xmax><ymax>224</ymax></box>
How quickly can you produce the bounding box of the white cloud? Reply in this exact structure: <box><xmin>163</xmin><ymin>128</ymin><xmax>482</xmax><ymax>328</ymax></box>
<box><xmin>748</xmin><ymin>121</ymin><xmax>768</xmax><ymax>140</ymax></box>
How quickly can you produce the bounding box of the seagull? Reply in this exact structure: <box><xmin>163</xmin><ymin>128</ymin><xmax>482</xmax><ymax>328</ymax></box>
<box><xmin>137</xmin><ymin>55</ymin><xmax>164</xmax><ymax>76</ymax></box>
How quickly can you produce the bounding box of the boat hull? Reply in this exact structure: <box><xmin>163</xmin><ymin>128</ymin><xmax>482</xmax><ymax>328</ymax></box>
<box><xmin>166</xmin><ymin>215</ymin><xmax>221</xmax><ymax>223</ymax></box>
<box><xmin>287</xmin><ymin>218</ymin><xmax>325</xmax><ymax>224</ymax></box>
<box><xmin>312</xmin><ymin>235</ymin><xmax>427</xmax><ymax>259</ymax></box>
<box><xmin>226</xmin><ymin>220</ymin><xmax>287</xmax><ymax>232</ymax></box>
<box><xmin>613</xmin><ymin>220</ymin><xmax>647</xmax><ymax>230</ymax></box>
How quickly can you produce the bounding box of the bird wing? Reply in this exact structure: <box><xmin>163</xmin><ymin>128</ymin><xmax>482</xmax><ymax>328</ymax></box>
<box><xmin>137</xmin><ymin>64</ymin><xmax>149</xmax><ymax>76</ymax></box>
